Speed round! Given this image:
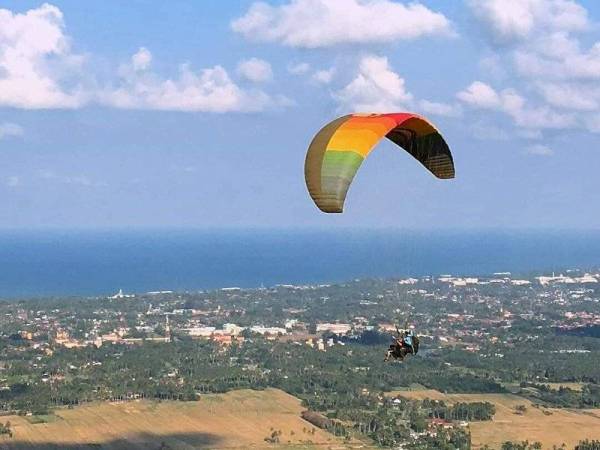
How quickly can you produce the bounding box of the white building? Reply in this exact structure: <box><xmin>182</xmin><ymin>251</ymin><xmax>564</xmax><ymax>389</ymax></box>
<box><xmin>109</xmin><ymin>289</ymin><xmax>134</xmax><ymax>299</ymax></box>
<box><xmin>223</xmin><ymin>323</ymin><xmax>244</xmax><ymax>336</ymax></box>
<box><xmin>250</xmin><ymin>326</ymin><xmax>286</xmax><ymax>336</ymax></box>
<box><xmin>186</xmin><ymin>326</ymin><xmax>215</xmax><ymax>337</ymax></box>
<box><xmin>316</xmin><ymin>323</ymin><xmax>351</xmax><ymax>335</ymax></box>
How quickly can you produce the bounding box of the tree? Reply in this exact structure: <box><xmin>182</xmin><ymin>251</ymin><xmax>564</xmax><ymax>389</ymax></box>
<box><xmin>502</xmin><ymin>441</ymin><xmax>543</xmax><ymax>450</ymax></box>
<box><xmin>514</xmin><ymin>404</ymin><xmax>527</xmax><ymax>415</ymax></box>
<box><xmin>575</xmin><ymin>440</ymin><xmax>600</xmax><ymax>450</ymax></box>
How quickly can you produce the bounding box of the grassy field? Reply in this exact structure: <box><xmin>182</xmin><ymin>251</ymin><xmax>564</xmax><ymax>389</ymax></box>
<box><xmin>0</xmin><ymin>389</ymin><xmax>357</xmax><ymax>450</ymax></box>
<box><xmin>541</xmin><ymin>382</ymin><xmax>585</xmax><ymax>392</ymax></box>
<box><xmin>394</xmin><ymin>389</ymin><xmax>600</xmax><ymax>449</ymax></box>
<box><xmin>503</xmin><ymin>382</ymin><xmax>586</xmax><ymax>393</ymax></box>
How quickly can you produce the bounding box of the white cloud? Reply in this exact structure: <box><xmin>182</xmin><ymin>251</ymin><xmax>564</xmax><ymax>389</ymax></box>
<box><xmin>131</xmin><ymin>47</ymin><xmax>152</xmax><ymax>71</ymax></box>
<box><xmin>470</xmin><ymin>1</ymin><xmax>600</xmax><ymax>83</ymax></box>
<box><xmin>528</xmin><ymin>32</ymin><xmax>580</xmax><ymax>60</ymax></box>
<box><xmin>0</xmin><ymin>122</ymin><xmax>24</xmax><ymax>139</ymax></box>
<box><xmin>466</xmin><ymin>0</ymin><xmax>600</xmax><ymax>137</ymax></box>
<box><xmin>514</xmin><ymin>42</ymin><xmax>600</xmax><ymax>81</ymax></box>
<box><xmin>333</xmin><ymin>56</ymin><xmax>457</xmax><ymax>117</ymax></box>
<box><xmin>478</xmin><ymin>54</ymin><xmax>507</xmax><ymax>80</ymax></box>
<box><xmin>288</xmin><ymin>62</ymin><xmax>310</xmax><ymax>75</ymax></box>
<box><xmin>456</xmin><ymin>81</ymin><xmax>501</xmax><ymax>109</ymax></box>
<box><xmin>5</xmin><ymin>176</ymin><xmax>20</xmax><ymax>188</ymax></box>
<box><xmin>0</xmin><ymin>6</ymin><xmax>283</xmax><ymax>114</ymax></box>
<box><xmin>457</xmin><ymin>81</ymin><xmax>576</xmax><ymax>130</ymax></box>
<box><xmin>536</xmin><ymin>82</ymin><xmax>600</xmax><ymax>111</ymax></box>
<box><xmin>512</xmin><ymin>37</ymin><xmax>600</xmax><ymax>82</ymax></box>
<box><xmin>517</xmin><ymin>129</ymin><xmax>543</xmax><ymax>140</ymax></box>
<box><xmin>237</xmin><ymin>57</ymin><xmax>273</xmax><ymax>83</ymax></box>
<box><xmin>468</xmin><ymin>0</ymin><xmax>588</xmax><ymax>44</ymax></box>
<box><xmin>40</xmin><ymin>170</ymin><xmax>107</xmax><ymax>187</ymax></box>
<box><xmin>334</xmin><ymin>55</ymin><xmax>412</xmax><ymax>111</ymax></box>
<box><xmin>101</xmin><ymin>50</ymin><xmax>279</xmax><ymax>113</ymax></box>
<box><xmin>510</xmin><ymin>105</ymin><xmax>575</xmax><ymax>130</ymax></box>
<box><xmin>311</xmin><ymin>68</ymin><xmax>335</xmax><ymax>84</ymax></box>
<box><xmin>0</xmin><ymin>3</ymin><xmax>86</xmax><ymax>109</ymax></box>
<box><xmin>418</xmin><ymin>100</ymin><xmax>461</xmax><ymax>117</ymax></box>
<box><xmin>526</xmin><ymin>144</ymin><xmax>554</xmax><ymax>156</ymax></box>
<box><xmin>232</xmin><ymin>0</ymin><xmax>454</xmax><ymax>48</ymax></box>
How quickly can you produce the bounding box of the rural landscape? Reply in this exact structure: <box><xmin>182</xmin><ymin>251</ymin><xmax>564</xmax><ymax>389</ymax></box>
<box><xmin>1</xmin><ymin>389</ymin><xmax>344</xmax><ymax>449</ymax></box>
<box><xmin>3</xmin><ymin>386</ymin><xmax>600</xmax><ymax>449</ymax></box>
<box><xmin>2</xmin><ymin>270</ymin><xmax>600</xmax><ymax>448</ymax></box>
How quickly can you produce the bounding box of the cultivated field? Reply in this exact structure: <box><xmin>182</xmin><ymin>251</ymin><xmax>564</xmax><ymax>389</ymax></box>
<box><xmin>0</xmin><ymin>389</ymin><xmax>356</xmax><ymax>450</ymax></box>
<box><xmin>541</xmin><ymin>382</ymin><xmax>585</xmax><ymax>392</ymax></box>
<box><xmin>394</xmin><ymin>389</ymin><xmax>600</xmax><ymax>449</ymax></box>
<box><xmin>503</xmin><ymin>382</ymin><xmax>586</xmax><ymax>393</ymax></box>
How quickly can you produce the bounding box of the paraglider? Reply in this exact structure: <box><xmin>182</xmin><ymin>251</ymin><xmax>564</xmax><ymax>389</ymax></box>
<box><xmin>384</xmin><ymin>326</ymin><xmax>419</xmax><ymax>362</ymax></box>
<box><xmin>304</xmin><ymin>113</ymin><xmax>455</xmax><ymax>213</ymax></box>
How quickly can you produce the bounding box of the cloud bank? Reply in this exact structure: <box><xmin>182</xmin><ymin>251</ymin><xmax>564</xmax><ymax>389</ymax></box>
<box><xmin>334</xmin><ymin>55</ymin><xmax>458</xmax><ymax>117</ymax></box>
<box><xmin>232</xmin><ymin>0</ymin><xmax>454</xmax><ymax>48</ymax></box>
<box><xmin>0</xmin><ymin>5</ymin><xmax>283</xmax><ymax>113</ymax></box>
<box><xmin>0</xmin><ymin>3</ymin><xmax>86</xmax><ymax>109</ymax></box>
<box><xmin>460</xmin><ymin>0</ymin><xmax>600</xmax><ymax>135</ymax></box>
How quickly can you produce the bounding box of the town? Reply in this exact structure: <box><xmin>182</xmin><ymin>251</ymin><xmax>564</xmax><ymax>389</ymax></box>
<box><xmin>5</xmin><ymin>269</ymin><xmax>600</xmax><ymax>352</ymax></box>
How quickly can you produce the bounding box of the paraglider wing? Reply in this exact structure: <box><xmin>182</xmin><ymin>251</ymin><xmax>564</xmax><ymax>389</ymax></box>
<box><xmin>304</xmin><ymin>113</ymin><xmax>455</xmax><ymax>213</ymax></box>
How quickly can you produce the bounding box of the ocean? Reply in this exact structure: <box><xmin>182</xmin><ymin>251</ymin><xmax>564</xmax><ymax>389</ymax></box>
<box><xmin>0</xmin><ymin>229</ymin><xmax>598</xmax><ymax>298</ymax></box>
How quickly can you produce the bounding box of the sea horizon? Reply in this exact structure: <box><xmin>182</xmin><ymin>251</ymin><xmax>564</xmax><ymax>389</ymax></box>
<box><xmin>0</xmin><ymin>227</ymin><xmax>598</xmax><ymax>299</ymax></box>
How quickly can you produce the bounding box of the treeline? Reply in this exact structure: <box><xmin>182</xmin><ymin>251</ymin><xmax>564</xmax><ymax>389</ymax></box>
<box><xmin>301</xmin><ymin>389</ymin><xmax>484</xmax><ymax>448</ymax></box>
<box><xmin>519</xmin><ymin>382</ymin><xmax>600</xmax><ymax>408</ymax></box>
<box><xmin>500</xmin><ymin>441</ymin><xmax>542</xmax><ymax>450</ymax></box>
<box><xmin>556</xmin><ymin>325</ymin><xmax>600</xmax><ymax>338</ymax></box>
<box><xmin>576</xmin><ymin>440</ymin><xmax>600</xmax><ymax>450</ymax></box>
<box><xmin>422</xmin><ymin>399</ymin><xmax>495</xmax><ymax>421</ymax></box>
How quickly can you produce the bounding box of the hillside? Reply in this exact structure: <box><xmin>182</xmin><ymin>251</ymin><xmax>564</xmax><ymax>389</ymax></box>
<box><xmin>0</xmin><ymin>389</ymin><xmax>354</xmax><ymax>450</ymax></box>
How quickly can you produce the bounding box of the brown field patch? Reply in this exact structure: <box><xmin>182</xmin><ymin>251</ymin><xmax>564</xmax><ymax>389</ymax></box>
<box><xmin>393</xmin><ymin>390</ymin><xmax>600</xmax><ymax>449</ymax></box>
<box><xmin>541</xmin><ymin>382</ymin><xmax>585</xmax><ymax>392</ymax></box>
<box><xmin>0</xmin><ymin>389</ymin><xmax>357</xmax><ymax>449</ymax></box>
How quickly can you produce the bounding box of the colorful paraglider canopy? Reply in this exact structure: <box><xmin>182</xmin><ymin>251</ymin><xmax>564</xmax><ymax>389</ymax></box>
<box><xmin>304</xmin><ymin>113</ymin><xmax>455</xmax><ymax>213</ymax></box>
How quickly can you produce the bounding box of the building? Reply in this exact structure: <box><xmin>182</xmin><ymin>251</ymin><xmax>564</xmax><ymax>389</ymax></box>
<box><xmin>223</xmin><ymin>323</ymin><xmax>244</xmax><ymax>336</ymax></box>
<box><xmin>186</xmin><ymin>326</ymin><xmax>216</xmax><ymax>338</ymax></box>
<box><xmin>316</xmin><ymin>323</ymin><xmax>351</xmax><ymax>335</ymax></box>
<box><xmin>428</xmin><ymin>418</ymin><xmax>453</xmax><ymax>430</ymax></box>
<box><xmin>317</xmin><ymin>338</ymin><xmax>325</xmax><ymax>351</ymax></box>
<box><xmin>109</xmin><ymin>289</ymin><xmax>135</xmax><ymax>299</ymax></box>
<box><xmin>212</xmin><ymin>335</ymin><xmax>245</xmax><ymax>346</ymax></box>
<box><xmin>250</xmin><ymin>326</ymin><xmax>286</xmax><ymax>336</ymax></box>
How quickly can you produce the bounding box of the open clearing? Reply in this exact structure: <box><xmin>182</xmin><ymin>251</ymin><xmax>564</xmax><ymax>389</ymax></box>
<box><xmin>0</xmin><ymin>388</ymin><xmax>356</xmax><ymax>450</ymax></box>
<box><xmin>541</xmin><ymin>382</ymin><xmax>585</xmax><ymax>391</ymax></box>
<box><xmin>394</xmin><ymin>389</ymin><xmax>600</xmax><ymax>449</ymax></box>
<box><xmin>503</xmin><ymin>382</ymin><xmax>586</xmax><ymax>393</ymax></box>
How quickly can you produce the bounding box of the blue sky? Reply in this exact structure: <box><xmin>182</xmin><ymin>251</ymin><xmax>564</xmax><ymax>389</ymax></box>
<box><xmin>0</xmin><ymin>0</ymin><xmax>598</xmax><ymax>229</ymax></box>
